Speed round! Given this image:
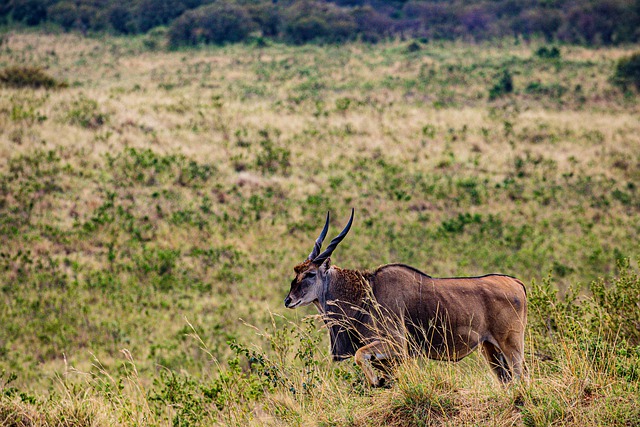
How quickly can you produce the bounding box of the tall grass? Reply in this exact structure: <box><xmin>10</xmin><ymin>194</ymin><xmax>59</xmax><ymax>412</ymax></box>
<box><xmin>2</xmin><ymin>265</ymin><xmax>638</xmax><ymax>426</ymax></box>
<box><xmin>0</xmin><ymin>33</ymin><xmax>639</xmax><ymax>425</ymax></box>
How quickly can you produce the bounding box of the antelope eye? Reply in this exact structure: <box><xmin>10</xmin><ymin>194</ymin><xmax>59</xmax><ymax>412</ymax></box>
<box><xmin>306</xmin><ymin>271</ymin><xmax>316</xmax><ymax>278</ymax></box>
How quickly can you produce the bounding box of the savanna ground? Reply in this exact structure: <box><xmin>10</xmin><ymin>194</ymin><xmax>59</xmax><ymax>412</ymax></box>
<box><xmin>1</xmin><ymin>31</ymin><xmax>639</xmax><ymax>426</ymax></box>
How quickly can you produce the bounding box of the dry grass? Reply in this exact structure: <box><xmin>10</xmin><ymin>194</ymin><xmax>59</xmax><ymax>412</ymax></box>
<box><xmin>1</xmin><ymin>32</ymin><xmax>639</xmax><ymax>425</ymax></box>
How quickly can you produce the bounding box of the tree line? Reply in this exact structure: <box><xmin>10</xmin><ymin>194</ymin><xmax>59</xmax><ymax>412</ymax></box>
<box><xmin>2</xmin><ymin>0</ymin><xmax>639</xmax><ymax>46</ymax></box>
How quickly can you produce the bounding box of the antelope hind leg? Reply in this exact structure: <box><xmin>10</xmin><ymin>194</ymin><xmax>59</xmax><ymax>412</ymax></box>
<box><xmin>481</xmin><ymin>341</ymin><xmax>512</xmax><ymax>383</ymax></box>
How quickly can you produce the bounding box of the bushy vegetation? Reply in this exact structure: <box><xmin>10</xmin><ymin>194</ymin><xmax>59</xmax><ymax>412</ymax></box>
<box><xmin>612</xmin><ymin>52</ymin><xmax>640</xmax><ymax>91</ymax></box>
<box><xmin>0</xmin><ymin>33</ymin><xmax>639</xmax><ymax>425</ymax></box>
<box><xmin>2</xmin><ymin>0</ymin><xmax>640</xmax><ymax>45</ymax></box>
<box><xmin>168</xmin><ymin>1</ymin><xmax>255</xmax><ymax>47</ymax></box>
<box><xmin>0</xmin><ymin>65</ymin><xmax>66</xmax><ymax>89</ymax></box>
<box><xmin>281</xmin><ymin>0</ymin><xmax>357</xmax><ymax>44</ymax></box>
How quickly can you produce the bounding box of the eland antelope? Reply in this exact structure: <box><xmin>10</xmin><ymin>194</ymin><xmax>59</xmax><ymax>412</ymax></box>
<box><xmin>284</xmin><ymin>209</ymin><xmax>527</xmax><ymax>387</ymax></box>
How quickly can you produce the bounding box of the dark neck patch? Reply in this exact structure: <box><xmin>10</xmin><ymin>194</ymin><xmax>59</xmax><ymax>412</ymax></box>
<box><xmin>321</xmin><ymin>267</ymin><xmax>372</xmax><ymax>359</ymax></box>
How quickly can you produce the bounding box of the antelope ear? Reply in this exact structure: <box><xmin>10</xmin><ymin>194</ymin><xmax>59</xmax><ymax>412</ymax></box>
<box><xmin>320</xmin><ymin>257</ymin><xmax>331</xmax><ymax>271</ymax></box>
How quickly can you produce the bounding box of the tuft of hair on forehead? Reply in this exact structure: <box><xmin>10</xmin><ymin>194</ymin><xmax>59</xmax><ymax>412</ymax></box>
<box><xmin>294</xmin><ymin>259</ymin><xmax>312</xmax><ymax>274</ymax></box>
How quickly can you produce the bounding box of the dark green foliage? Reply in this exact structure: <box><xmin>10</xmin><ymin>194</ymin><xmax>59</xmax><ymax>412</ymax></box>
<box><xmin>488</xmin><ymin>69</ymin><xmax>514</xmax><ymax>100</ymax></box>
<box><xmin>245</xmin><ymin>1</ymin><xmax>280</xmax><ymax>37</ymax></box>
<box><xmin>65</xmin><ymin>95</ymin><xmax>109</xmax><ymax>129</ymax></box>
<box><xmin>440</xmin><ymin>213</ymin><xmax>482</xmax><ymax>234</ymax></box>
<box><xmin>169</xmin><ymin>1</ymin><xmax>255</xmax><ymax>46</ymax></box>
<box><xmin>351</xmin><ymin>5</ymin><xmax>393</xmax><ymax>42</ymax></box>
<box><xmin>107</xmin><ymin>5</ymin><xmax>133</xmax><ymax>34</ymax></box>
<box><xmin>47</xmin><ymin>1</ymin><xmax>78</xmax><ymax>31</ymax></box>
<box><xmin>405</xmin><ymin>40</ymin><xmax>421</xmax><ymax>53</ymax></box>
<box><xmin>529</xmin><ymin>260</ymin><xmax>640</xmax><ymax>364</ymax></box>
<box><xmin>560</xmin><ymin>0</ymin><xmax>630</xmax><ymax>45</ymax></box>
<box><xmin>282</xmin><ymin>0</ymin><xmax>357</xmax><ymax>44</ymax></box>
<box><xmin>254</xmin><ymin>130</ymin><xmax>290</xmax><ymax>176</ymax></box>
<box><xmin>2</xmin><ymin>0</ymin><xmax>640</xmax><ymax>46</ymax></box>
<box><xmin>612</xmin><ymin>52</ymin><xmax>640</xmax><ymax>91</ymax></box>
<box><xmin>0</xmin><ymin>66</ymin><xmax>66</xmax><ymax>89</ymax></box>
<box><xmin>512</xmin><ymin>8</ymin><xmax>562</xmax><ymax>41</ymax></box>
<box><xmin>590</xmin><ymin>259</ymin><xmax>640</xmax><ymax>345</ymax></box>
<box><xmin>525</xmin><ymin>81</ymin><xmax>567</xmax><ymax>99</ymax></box>
<box><xmin>135</xmin><ymin>0</ymin><xmax>186</xmax><ymax>33</ymax></box>
<box><xmin>535</xmin><ymin>46</ymin><xmax>561</xmax><ymax>59</ymax></box>
<box><xmin>0</xmin><ymin>149</ymin><xmax>62</xmax><ymax>233</ymax></box>
<box><xmin>105</xmin><ymin>147</ymin><xmax>215</xmax><ymax>188</ymax></box>
<box><xmin>11</xmin><ymin>0</ymin><xmax>47</xmax><ymax>26</ymax></box>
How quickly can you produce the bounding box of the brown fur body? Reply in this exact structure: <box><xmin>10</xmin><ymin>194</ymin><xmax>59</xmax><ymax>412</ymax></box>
<box><xmin>284</xmin><ymin>211</ymin><xmax>527</xmax><ymax>386</ymax></box>
<box><xmin>286</xmin><ymin>261</ymin><xmax>527</xmax><ymax>386</ymax></box>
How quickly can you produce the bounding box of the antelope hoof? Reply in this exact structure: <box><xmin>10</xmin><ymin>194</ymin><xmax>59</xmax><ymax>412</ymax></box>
<box><xmin>372</xmin><ymin>375</ymin><xmax>392</xmax><ymax>388</ymax></box>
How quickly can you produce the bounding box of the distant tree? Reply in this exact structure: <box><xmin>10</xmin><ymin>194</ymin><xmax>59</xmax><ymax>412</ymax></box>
<box><xmin>332</xmin><ymin>0</ymin><xmax>367</xmax><ymax>5</ymax></box>
<box><xmin>1</xmin><ymin>0</ymin><xmax>639</xmax><ymax>46</ymax></box>
<box><xmin>402</xmin><ymin>1</ymin><xmax>458</xmax><ymax>39</ymax></box>
<box><xmin>590</xmin><ymin>0</ymin><xmax>627</xmax><ymax>43</ymax></box>
<box><xmin>351</xmin><ymin>5</ymin><xmax>393</xmax><ymax>42</ymax></box>
<box><xmin>283</xmin><ymin>0</ymin><xmax>357</xmax><ymax>44</ymax></box>
<box><xmin>74</xmin><ymin>5</ymin><xmax>96</xmax><ymax>32</ymax></box>
<box><xmin>11</xmin><ymin>0</ymin><xmax>47</xmax><ymax>26</ymax></box>
<box><xmin>108</xmin><ymin>5</ymin><xmax>133</xmax><ymax>34</ymax></box>
<box><xmin>168</xmin><ymin>1</ymin><xmax>255</xmax><ymax>46</ymax></box>
<box><xmin>616</xmin><ymin>0</ymin><xmax>640</xmax><ymax>42</ymax></box>
<box><xmin>48</xmin><ymin>2</ymin><xmax>79</xmax><ymax>31</ymax></box>
<box><xmin>459</xmin><ymin>5</ymin><xmax>494</xmax><ymax>36</ymax></box>
<box><xmin>136</xmin><ymin>0</ymin><xmax>186</xmax><ymax>33</ymax></box>
<box><xmin>612</xmin><ymin>52</ymin><xmax>640</xmax><ymax>91</ymax></box>
<box><xmin>491</xmin><ymin>0</ymin><xmax>528</xmax><ymax>19</ymax></box>
<box><xmin>513</xmin><ymin>8</ymin><xmax>562</xmax><ymax>41</ymax></box>
<box><xmin>558</xmin><ymin>0</ymin><xmax>627</xmax><ymax>45</ymax></box>
<box><xmin>181</xmin><ymin>0</ymin><xmax>211</xmax><ymax>8</ymax></box>
<box><xmin>245</xmin><ymin>2</ymin><xmax>281</xmax><ymax>37</ymax></box>
<box><xmin>0</xmin><ymin>2</ymin><xmax>12</xmax><ymax>21</ymax></box>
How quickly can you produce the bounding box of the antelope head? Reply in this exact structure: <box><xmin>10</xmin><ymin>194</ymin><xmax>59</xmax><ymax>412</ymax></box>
<box><xmin>284</xmin><ymin>209</ymin><xmax>354</xmax><ymax>309</ymax></box>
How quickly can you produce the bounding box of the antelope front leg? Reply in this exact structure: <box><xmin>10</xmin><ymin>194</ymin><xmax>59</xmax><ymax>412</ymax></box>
<box><xmin>355</xmin><ymin>340</ymin><xmax>397</xmax><ymax>387</ymax></box>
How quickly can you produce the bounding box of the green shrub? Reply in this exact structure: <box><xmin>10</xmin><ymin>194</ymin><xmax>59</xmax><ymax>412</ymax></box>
<box><xmin>405</xmin><ymin>40</ymin><xmax>421</xmax><ymax>53</ymax></box>
<box><xmin>0</xmin><ymin>66</ymin><xmax>66</xmax><ymax>89</ymax></box>
<box><xmin>612</xmin><ymin>52</ymin><xmax>640</xmax><ymax>91</ymax></box>
<box><xmin>535</xmin><ymin>46</ymin><xmax>561</xmax><ymax>59</ymax></box>
<box><xmin>254</xmin><ymin>129</ymin><xmax>290</xmax><ymax>176</ymax></box>
<box><xmin>488</xmin><ymin>69</ymin><xmax>514</xmax><ymax>100</ymax></box>
<box><xmin>65</xmin><ymin>95</ymin><xmax>109</xmax><ymax>129</ymax></box>
<box><xmin>589</xmin><ymin>259</ymin><xmax>640</xmax><ymax>345</ymax></box>
<box><xmin>525</xmin><ymin>81</ymin><xmax>567</xmax><ymax>98</ymax></box>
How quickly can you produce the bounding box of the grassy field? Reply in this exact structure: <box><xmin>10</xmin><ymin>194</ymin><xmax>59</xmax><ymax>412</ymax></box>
<box><xmin>1</xmin><ymin>32</ymin><xmax>639</xmax><ymax>426</ymax></box>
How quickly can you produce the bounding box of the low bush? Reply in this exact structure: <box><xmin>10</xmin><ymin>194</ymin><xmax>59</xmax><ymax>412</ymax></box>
<box><xmin>612</xmin><ymin>52</ymin><xmax>640</xmax><ymax>91</ymax></box>
<box><xmin>535</xmin><ymin>46</ymin><xmax>561</xmax><ymax>59</ymax></box>
<box><xmin>488</xmin><ymin>68</ymin><xmax>514</xmax><ymax>100</ymax></box>
<box><xmin>0</xmin><ymin>66</ymin><xmax>67</xmax><ymax>89</ymax></box>
<box><xmin>65</xmin><ymin>95</ymin><xmax>109</xmax><ymax>128</ymax></box>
